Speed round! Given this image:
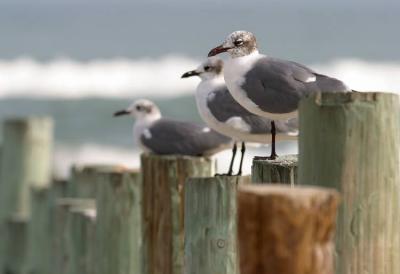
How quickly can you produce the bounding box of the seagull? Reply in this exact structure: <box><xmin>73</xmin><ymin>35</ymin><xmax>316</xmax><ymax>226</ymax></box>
<box><xmin>113</xmin><ymin>99</ymin><xmax>232</xmax><ymax>157</ymax></box>
<box><xmin>181</xmin><ymin>57</ymin><xmax>298</xmax><ymax>175</ymax></box>
<box><xmin>208</xmin><ymin>30</ymin><xmax>350</xmax><ymax>159</ymax></box>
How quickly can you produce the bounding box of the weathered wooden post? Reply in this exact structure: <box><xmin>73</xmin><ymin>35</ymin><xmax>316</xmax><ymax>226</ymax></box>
<box><xmin>0</xmin><ymin>118</ymin><xmax>52</xmax><ymax>273</ymax></box>
<box><xmin>141</xmin><ymin>154</ymin><xmax>214</xmax><ymax>274</ymax></box>
<box><xmin>52</xmin><ymin>179</ymin><xmax>69</xmax><ymax>199</ymax></box>
<box><xmin>95</xmin><ymin>169</ymin><xmax>142</xmax><ymax>274</ymax></box>
<box><xmin>238</xmin><ymin>184</ymin><xmax>340</xmax><ymax>274</ymax></box>
<box><xmin>0</xmin><ymin>117</ymin><xmax>53</xmax><ymax>221</ymax></box>
<box><xmin>24</xmin><ymin>187</ymin><xmax>53</xmax><ymax>274</ymax></box>
<box><xmin>2</xmin><ymin>215</ymin><xmax>28</xmax><ymax>274</ymax></box>
<box><xmin>299</xmin><ymin>92</ymin><xmax>400</xmax><ymax>274</ymax></box>
<box><xmin>252</xmin><ymin>155</ymin><xmax>298</xmax><ymax>184</ymax></box>
<box><xmin>52</xmin><ymin>198</ymin><xmax>95</xmax><ymax>274</ymax></box>
<box><xmin>184</xmin><ymin>176</ymin><xmax>245</xmax><ymax>274</ymax></box>
<box><xmin>68</xmin><ymin>165</ymin><xmax>124</xmax><ymax>198</ymax></box>
<box><xmin>66</xmin><ymin>206</ymin><xmax>96</xmax><ymax>274</ymax></box>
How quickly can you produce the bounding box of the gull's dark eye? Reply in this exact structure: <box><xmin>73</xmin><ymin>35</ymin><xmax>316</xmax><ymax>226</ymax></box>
<box><xmin>234</xmin><ymin>39</ymin><xmax>244</xmax><ymax>46</ymax></box>
<box><xmin>204</xmin><ymin>66</ymin><xmax>211</xmax><ymax>71</ymax></box>
<box><xmin>136</xmin><ymin>105</ymin><xmax>142</xmax><ymax>111</ymax></box>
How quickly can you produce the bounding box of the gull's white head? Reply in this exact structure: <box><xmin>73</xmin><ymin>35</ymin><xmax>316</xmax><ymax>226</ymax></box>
<box><xmin>181</xmin><ymin>57</ymin><xmax>224</xmax><ymax>80</ymax></box>
<box><xmin>208</xmin><ymin>30</ymin><xmax>258</xmax><ymax>58</ymax></box>
<box><xmin>114</xmin><ymin>99</ymin><xmax>161</xmax><ymax>120</ymax></box>
<box><xmin>181</xmin><ymin>57</ymin><xmax>223</xmax><ymax>81</ymax></box>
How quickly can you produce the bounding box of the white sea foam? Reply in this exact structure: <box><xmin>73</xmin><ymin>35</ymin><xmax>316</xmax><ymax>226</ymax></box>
<box><xmin>0</xmin><ymin>56</ymin><xmax>399</xmax><ymax>99</ymax></box>
<box><xmin>312</xmin><ymin>59</ymin><xmax>400</xmax><ymax>92</ymax></box>
<box><xmin>0</xmin><ymin>55</ymin><xmax>200</xmax><ymax>98</ymax></box>
<box><xmin>53</xmin><ymin>141</ymin><xmax>297</xmax><ymax>179</ymax></box>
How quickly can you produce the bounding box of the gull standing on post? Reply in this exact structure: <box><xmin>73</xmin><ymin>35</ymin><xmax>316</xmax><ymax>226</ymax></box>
<box><xmin>182</xmin><ymin>57</ymin><xmax>298</xmax><ymax>175</ymax></box>
<box><xmin>114</xmin><ymin>99</ymin><xmax>232</xmax><ymax>156</ymax></box>
<box><xmin>208</xmin><ymin>30</ymin><xmax>350</xmax><ymax>159</ymax></box>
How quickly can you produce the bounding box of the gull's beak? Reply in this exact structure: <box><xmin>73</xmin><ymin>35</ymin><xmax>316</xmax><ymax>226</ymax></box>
<box><xmin>113</xmin><ymin>110</ymin><xmax>130</xmax><ymax>117</ymax></box>
<box><xmin>181</xmin><ymin>70</ymin><xmax>200</xmax><ymax>78</ymax></box>
<box><xmin>208</xmin><ymin>44</ymin><xmax>231</xmax><ymax>57</ymax></box>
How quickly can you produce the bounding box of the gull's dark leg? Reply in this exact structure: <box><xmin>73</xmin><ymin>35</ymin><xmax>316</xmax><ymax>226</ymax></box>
<box><xmin>254</xmin><ymin>120</ymin><xmax>278</xmax><ymax>161</ymax></box>
<box><xmin>236</xmin><ymin>142</ymin><xmax>246</xmax><ymax>176</ymax></box>
<box><xmin>215</xmin><ymin>142</ymin><xmax>237</xmax><ymax>176</ymax></box>
<box><xmin>226</xmin><ymin>142</ymin><xmax>237</xmax><ymax>176</ymax></box>
<box><xmin>268</xmin><ymin>121</ymin><xmax>278</xmax><ymax>160</ymax></box>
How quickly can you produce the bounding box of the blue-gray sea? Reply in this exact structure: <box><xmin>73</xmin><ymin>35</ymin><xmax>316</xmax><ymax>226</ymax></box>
<box><xmin>0</xmin><ymin>0</ymin><xmax>399</xmax><ymax>176</ymax></box>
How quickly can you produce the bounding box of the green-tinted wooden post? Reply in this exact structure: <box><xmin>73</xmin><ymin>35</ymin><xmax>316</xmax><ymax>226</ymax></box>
<box><xmin>2</xmin><ymin>215</ymin><xmax>28</xmax><ymax>274</ymax></box>
<box><xmin>184</xmin><ymin>176</ymin><xmax>242</xmax><ymax>274</ymax></box>
<box><xmin>52</xmin><ymin>179</ymin><xmax>69</xmax><ymax>199</ymax></box>
<box><xmin>0</xmin><ymin>117</ymin><xmax>53</xmax><ymax>221</ymax></box>
<box><xmin>24</xmin><ymin>183</ymin><xmax>68</xmax><ymax>274</ymax></box>
<box><xmin>68</xmin><ymin>165</ymin><xmax>124</xmax><ymax>198</ymax></box>
<box><xmin>141</xmin><ymin>154</ymin><xmax>214</xmax><ymax>274</ymax></box>
<box><xmin>251</xmin><ymin>155</ymin><xmax>298</xmax><ymax>185</ymax></box>
<box><xmin>299</xmin><ymin>92</ymin><xmax>400</xmax><ymax>274</ymax></box>
<box><xmin>66</xmin><ymin>206</ymin><xmax>96</xmax><ymax>274</ymax></box>
<box><xmin>52</xmin><ymin>199</ymin><xmax>95</xmax><ymax>274</ymax></box>
<box><xmin>238</xmin><ymin>185</ymin><xmax>340</xmax><ymax>274</ymax></box>
<box><xmin>95</xmin><ymin>169</ymin><xmax>142</xmax><ymax>274</ymax></box>
<box><xmin>24</xmin><ymin>187</ymin><xmax>53</xmax><ymax>274</ymax></box>
<box><xmin>0</xmin><ymin>145</ymin><xmax>2</xmax><ymax>185</ymax></box>
<box><xmin>0</xmin><ymin>118</ymin><xmax>52</xmax><ymax>274</ymax></box>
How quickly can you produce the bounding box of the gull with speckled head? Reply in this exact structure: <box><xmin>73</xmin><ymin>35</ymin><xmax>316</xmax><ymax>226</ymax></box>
<box><xmin>114</xmin><ymin>99</ymin><xmax>232</xmax><ymax>156</ymax></box>
<box><xmin>182</xmin><ymin>57</ymin><xmax>298</xmax><ymax>175</ymax></box>
<box><xmin>208</xmin><ymin>31</ymin><xmax>350</xmax><ymax>159</ymax></box>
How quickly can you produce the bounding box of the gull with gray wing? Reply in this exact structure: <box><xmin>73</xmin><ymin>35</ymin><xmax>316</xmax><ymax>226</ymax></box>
<box><xmin>182</xmin><ymin>57</ymin><xmax>298</xmax><ymax>175</ymax></box>
<box><xmin>114</xmin><ymin>99</ymin><xmax>232</xmax><ymax>156</ymax></box>
<box><xmin>208</xmin><ymin>30</ymin><xmax>350</xmax><ymax>159</ymax></box>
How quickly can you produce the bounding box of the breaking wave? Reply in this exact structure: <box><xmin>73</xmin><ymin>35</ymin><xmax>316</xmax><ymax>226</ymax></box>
<box><xmin>313</xmin><ymin>59</ymin><xmax>400</xmax><ymax>92</ymax></box>
<box><xmin>0</xmin><ymin>56</ymin><xmax>399</xmax><ymax>99</ymax></box>
<box><xmin>0</xmin><ymin>55</ymin><xmax>200</xmax><ymax>98</ymax></box>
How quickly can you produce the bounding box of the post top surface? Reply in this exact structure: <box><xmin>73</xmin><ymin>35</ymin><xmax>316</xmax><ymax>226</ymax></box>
<box><xmin>56</xmin><ymin>198</ymin><xmax>96</xmax><ymax>208</ymax></box>
<box><xmin>239</xmin><ymin>184</ymin><xmax>339</xmax><ymax>200</ymax></box>
<box><xmin>303</xmin><ymin>91</ymin><xmax>399</xmax><ymax>107</ymax></box>
<box><xmin>141</xmin><ymin>152</ymin><xmax>212</xmax><ymax>162</ymax></box>
<box><xmin>69</xmin><ymin>207</ymin><xmax>97</xmax><ymax>220</ymax></box>
<box><xmin>253</xmin><ymin>154</ymin><xmax>298</xmax><ymax>166</ymax></box>
<box><xmin>4</xmin><ymin>116</ymin><xmax>53</xmax><ymax>125</ymax></box>
<box><xmin>187</xmin><ymin>175</ymin><xmax>251</xmax><ymax>184</ymax></box>
<box><xmin>72</xmin><ymin>164</ymin><xmax>139</xmax><ymax>174</ymax></box>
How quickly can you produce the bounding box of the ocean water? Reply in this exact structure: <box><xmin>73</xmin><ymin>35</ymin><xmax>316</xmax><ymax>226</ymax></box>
<box><xmin>0</xmin><ymin>1</ymin><xmax>399</xmax><ymax>177</ymax></box>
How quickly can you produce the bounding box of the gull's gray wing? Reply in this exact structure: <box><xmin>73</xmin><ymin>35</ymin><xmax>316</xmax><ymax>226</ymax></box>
<box><xmin>241</xmin><ymin>57</ymin><xmax>349</xmax><ymax>114</ymax></box>
<box><xmin>140</xmin><ymin>118</ymin><xmax>231</xmax><ymax>156</ymax></box>
<box><xmin>207</xmin><ymin>86</ymin><xmax>298</xmax><ymax>134</ymax></box>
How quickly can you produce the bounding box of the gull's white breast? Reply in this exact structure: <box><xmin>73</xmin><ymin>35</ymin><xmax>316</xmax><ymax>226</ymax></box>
<box><xmin>195</xmin><ymin>77</ymin><xmax>295</xmax><ymax>143</ymax></box>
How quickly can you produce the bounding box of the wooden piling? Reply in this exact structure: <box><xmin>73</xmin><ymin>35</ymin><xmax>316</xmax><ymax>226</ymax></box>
<box><xmin>66</xmin><ymin>206</ymin><xmax>96</xmax><ymax>274</ymax></box>
<box><xmin>95</xmin><ymin>169</ymin><xmax>142</xmax><ymax>274</ymax></box>
<box><xmin>65</xmin><ymin>207</ymin><xmax>98</xmax><ymax>274</ymax></box>
<box><xmin>141</xmin><ymin>154</ymin><xmax>214</xmax><ymax>274</ymax></box>
<box><xmin>68</xmin><ymin>164</ymin><xmax>124</xmax><ymax>198</ymax></box>
<box><xmin>251</xmin><ymin>155</ymin><xmax>298</xmax><ymax>185</ymax></box>
<box><xmin>299</xmin><ymin>92</ymin><xmax>400</xmax><ymax>274</ymax></box>
<box><xmin>184</xmin><ymin>176</ymin><xmax>243</xmax><ymax>274</ymax></box>
<box><xmin>0</xmin><ymin>117</ymin><xmax>53</xmax><ymax>221</ymax></box>
<box><xmin>24</xmin><ymin>187</ymin><xmax>53</xmax><ymax>274</ymax></box>
<box><xmin>0</xmin><ymin>118</ymin><xmax>52</xmax><ymax>273</ymax></box>
<box><xmin>238</xmin><ymin>184</ymin><xmax>340</xmax><ymax>274</ymax></box>
<box><xmin>52</xmin><ymin>179</ymin><xmax>69</xmax><ymax>200</ymax></box>
<box><xmin>52</xmin><ymin>198</ymin><xmax>96</xmax><ymax>274</ymax></box>
<box><xmin>2</xmin><ymin>215</ymin><xmax>28</xmax><ymax>274</ymax></box>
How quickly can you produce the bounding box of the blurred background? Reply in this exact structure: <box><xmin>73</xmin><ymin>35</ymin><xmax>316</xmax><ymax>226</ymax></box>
<box><xmin>0</xmin><ymin>0</ymin><xmax>399</xmax><ymax>177</ymax></box>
